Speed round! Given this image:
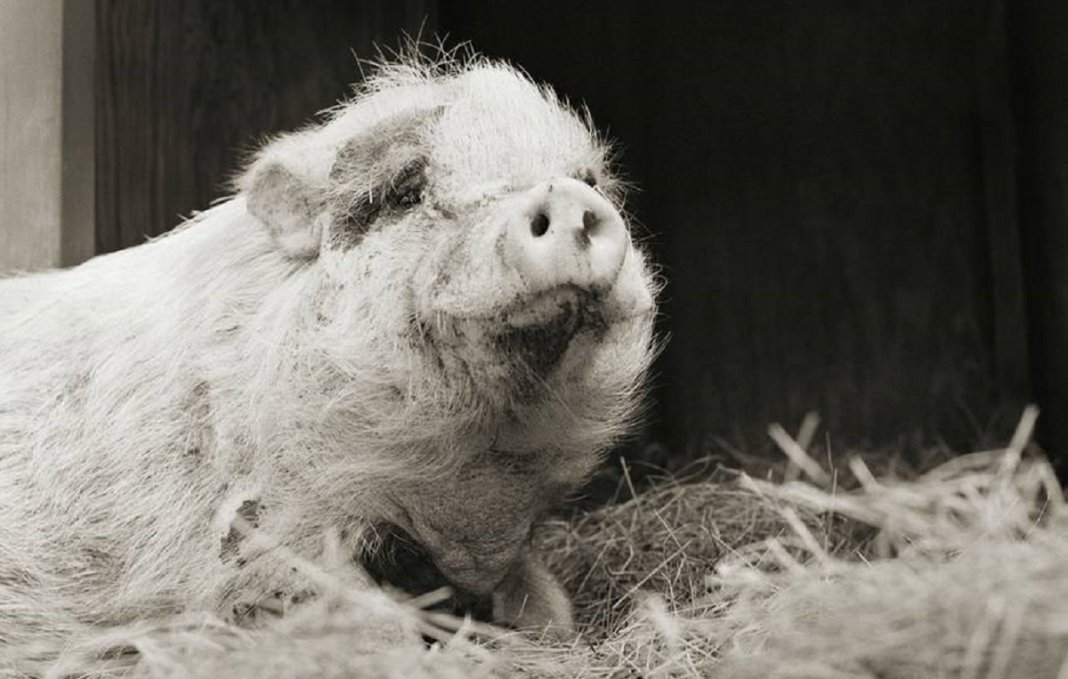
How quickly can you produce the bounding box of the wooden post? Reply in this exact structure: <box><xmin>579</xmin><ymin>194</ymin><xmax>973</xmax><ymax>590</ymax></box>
<box><xmin>0</xmin><ymin>0</ymin><xmax>94</xmax><ymax>274</ymax></box>
<box><xmin>976</xmin><ymin>0</ymin><xmax>1030</xmax><ymax>406</ymax></box>
<box><xmin>0</xmin><ymin>0</ymin><xmax>64</xmax><ymax>273</ymax></box>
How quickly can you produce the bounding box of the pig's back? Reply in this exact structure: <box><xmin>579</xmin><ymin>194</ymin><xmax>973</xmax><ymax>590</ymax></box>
<box><xmin>0</xmin><ymin>199</ymin><xmax>278</xmax><ymax>394</ymax></box>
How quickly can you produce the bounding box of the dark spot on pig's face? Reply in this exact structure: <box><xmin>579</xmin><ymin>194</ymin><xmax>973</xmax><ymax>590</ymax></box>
<box><xmin>492</xmin><ymin>287</ymin><xmax>609</xmax><ymax>384</ymax></box>
<box><xmin>331</xmin><ymin>157</ymin><xmax>429</xmax><ymax>249</ymax></box>
<box><xmin>327</xmin><ymin>108</ymin><xmax>442</xmax><ymax>250</ymax></box>
<box><xmin>495</xmin><ymin>304</ymin><xmax>580</xmax><ymax>377</ymax></box>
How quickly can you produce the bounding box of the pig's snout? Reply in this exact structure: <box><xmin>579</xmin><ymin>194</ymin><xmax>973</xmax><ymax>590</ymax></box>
<box><xmin>503</xmin><ymin>178</ymin><xmax>628</xmax><ymax>294</ymax></box>
<box><xmin>414</xmin><ymin>176</ymin><xmax>641</xmax><ymax>388</ymax></box>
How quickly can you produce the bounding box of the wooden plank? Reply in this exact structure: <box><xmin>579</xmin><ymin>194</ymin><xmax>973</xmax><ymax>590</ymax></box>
<box><xmin>1006</xmin><ymin>0</ymin><xmax>1068</xmax><ymax>467</ymax></box>
<box><xmin>974</xmin><ymin>0</ymin><xmax>1030</xmax><ymax>406</ymax></box>
<box><xmin>0</xmin><ymin>0</ymin><xmax>64</xmax><ymax>274</ymax></box>
<box><xmin>61</xmin><ymin>0</ymin><xmax>97</xmax><ymax>267</ymax></box>
<box><xmin>95</xmin><ymin>0</ymin><xmax>436</xmax><ymax>254</ymax></box>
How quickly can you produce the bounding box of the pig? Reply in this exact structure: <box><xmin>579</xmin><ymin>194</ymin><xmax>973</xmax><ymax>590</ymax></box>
<box><xmin>0</xmin><ymin>53</ymin><xmax>657</xmax><ymax>649</ymax></box>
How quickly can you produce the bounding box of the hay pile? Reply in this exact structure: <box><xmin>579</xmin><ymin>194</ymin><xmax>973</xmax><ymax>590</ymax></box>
<box><xmin>6</xmin><ymin>408</ymin><xmax>1068</xmax><ymax>678</ymax></box>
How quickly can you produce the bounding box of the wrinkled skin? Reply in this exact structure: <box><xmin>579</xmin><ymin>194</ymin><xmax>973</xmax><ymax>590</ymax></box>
<box><xmin>0</xmin><ymin>56</ymin><xmax>657</xmax><ymax>645</ymax></box>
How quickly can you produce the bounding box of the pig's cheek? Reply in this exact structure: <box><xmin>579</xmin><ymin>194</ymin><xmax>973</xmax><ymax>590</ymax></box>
<box><xmin>602</xmin><ymin>248</ymin><xmax>657</xmax><ymax>322</ymax></box>
<box><xmin>419</xmin><ymin>316</ymin><xmax>511</xmax><ymax>392</ymax></box>
<box><xmin>317</xmin><ymin>239</ymin><xmax>364</xmax><ymax>283</ymax></box>
<box><xmin>411</xmin><ymin>208</ymin><xmax>531</xmax><ymax>320</ymax></box>
<box><xmin>581</xmin><ymin>315</ymin><xmax>656</xmax><ymax>396</ymax></box>
<box><xmin>410</xmin><ymin>232</ymin><xmax>463</xmax><ymax>316</ymax></box>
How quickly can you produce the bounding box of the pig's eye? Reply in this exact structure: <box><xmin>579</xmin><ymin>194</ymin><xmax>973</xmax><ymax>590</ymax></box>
<box><xmin>395</xmin><ymin>187</ymin><xmax>422</xmax><ymax>209</ymax></box>
<box><xmin>579</xmin><ymin>170</ymin><xmax>598</xmax><ymax>188</ymax></box>
<box><xmin>386</xmin><ymin>160</ymin><xmax>427</xmax><ymax>211</ymax></box>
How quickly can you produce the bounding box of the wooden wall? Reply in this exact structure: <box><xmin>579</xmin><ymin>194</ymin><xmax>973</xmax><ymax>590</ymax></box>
<box><xmin>95</xmin><ymin>0</ymin><xmax>433</xmax><ymax>254</ymax></box>
<box><xmin>442</xmin><ymin>0</ymin><xmax>1031</xmax><ymax>456</ymax></box>
<box><xmin>92</xmin><ymin>1</ymin><xmax>1062</xmax><ymax>465</ymax></box>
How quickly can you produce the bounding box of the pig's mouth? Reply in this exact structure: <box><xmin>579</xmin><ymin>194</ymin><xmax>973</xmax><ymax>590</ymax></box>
<box><xmin>418</xmin><ymin>282</ymin><xmax>620</xmax><ymax>399</ymax></box>
<box><xmin>493</xmin><ymin>285</ymin><xmax>607</xmax><ymax>376</ymax></box>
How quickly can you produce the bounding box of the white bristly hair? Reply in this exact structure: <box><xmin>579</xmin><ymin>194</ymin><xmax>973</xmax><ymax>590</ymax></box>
<box><xmin>0</xmin><ymin>50</ymin><xmax>658</xmax><ymax>650</ymax></box>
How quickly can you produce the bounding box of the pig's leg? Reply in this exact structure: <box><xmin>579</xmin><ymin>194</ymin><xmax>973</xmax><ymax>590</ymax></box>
<box><xmin>492</xmin><ymin>555</ymin><xmax>573</xmax><ymax>639</ymax></box>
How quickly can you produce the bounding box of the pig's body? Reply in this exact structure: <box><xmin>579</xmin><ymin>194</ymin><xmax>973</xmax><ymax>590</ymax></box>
<box><xmin>0</xmin><ymin>204</ymin><xmax>293</xmax><ymax>643</ymax></box>
<box><xmin>0</xmin><ymin>56</ymin><xmax>657</xmax><ymax>647</ymax></box>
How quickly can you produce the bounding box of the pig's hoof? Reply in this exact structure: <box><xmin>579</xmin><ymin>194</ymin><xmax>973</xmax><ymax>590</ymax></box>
<box><xmin>492</xmin><ymin>556</ymin><xmax>575</xmax><ymax>642</ymax></box>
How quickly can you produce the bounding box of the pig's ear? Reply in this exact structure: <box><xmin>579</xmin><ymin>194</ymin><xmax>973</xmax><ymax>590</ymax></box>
<box><xmin>243</xmin><ymin>160</ymin><xmax>326</xmax><ymax>260</ymax></box>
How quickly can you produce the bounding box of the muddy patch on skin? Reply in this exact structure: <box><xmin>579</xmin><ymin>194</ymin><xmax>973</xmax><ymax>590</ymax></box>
<box><xmin>495</xmin><ymin>287</ymin><xmax>608</xmax><ymax>378</ymax></box>
<box><xmin>220</xmin><ymin>499</ymin><xmax>262</xmax><ymax>567</ymax></box>
<box><xmin>417</xmin><ymin>284</ymin><xmax>613</xmax><ymax>404</ymax></box>
<box><xmin>496</xmin><ymin>304</ymin><xmax>582</xmax><ymax>377</ymax></box>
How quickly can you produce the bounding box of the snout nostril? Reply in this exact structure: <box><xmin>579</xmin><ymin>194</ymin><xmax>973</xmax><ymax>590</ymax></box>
<box><xmin>582</xmin><ymin>210</ymin><xmax>599</xmax><ymax>235</ymax></box>
<box><xmin>507</xmin><ymin>183</ymin><xmax>627</xmax><ymax>291</ymax></box>
<box><xmin>530</xmin><ymin>212</ymin><xmax>550</xmax><ymax>238</ymax></box>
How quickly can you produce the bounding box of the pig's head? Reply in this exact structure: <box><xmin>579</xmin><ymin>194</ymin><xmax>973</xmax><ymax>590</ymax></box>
<box><xmin>235</xmin><ymin>56</ymin><xmax>658</xmax><ymax>598</ymax></box>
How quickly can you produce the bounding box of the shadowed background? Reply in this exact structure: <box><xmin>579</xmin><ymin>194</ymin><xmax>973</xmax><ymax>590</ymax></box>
<box><xmin>18</xmin><ymin>0</ymin><xmax>1067</xmax><ymax>469</ymax></box>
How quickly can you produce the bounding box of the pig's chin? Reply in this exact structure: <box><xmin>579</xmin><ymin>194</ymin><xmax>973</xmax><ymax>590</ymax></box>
<box><xmin>492</xmin><ymin>285</ymin><xmax>607</xmax><ymax>377</ymax></box>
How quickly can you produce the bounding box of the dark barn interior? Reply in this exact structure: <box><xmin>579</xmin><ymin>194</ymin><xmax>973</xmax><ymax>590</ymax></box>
<box><xmin>93</xmin><ymin>0</ymin><xmax>1067</xmax><ymax>473</ymax></box>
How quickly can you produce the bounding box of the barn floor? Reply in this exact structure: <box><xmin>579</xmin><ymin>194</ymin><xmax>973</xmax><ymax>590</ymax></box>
<box><xmin>9</xmin><ymin>408</ymin><xmax>1068</xmax><ymax>679</ymax></box>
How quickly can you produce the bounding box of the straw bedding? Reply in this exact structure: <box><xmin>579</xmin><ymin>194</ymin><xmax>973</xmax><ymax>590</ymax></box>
<box><xmin>4</xmin><ymin>407</ymin><xmax>1066</xmax><ymax>678</ymax></box>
